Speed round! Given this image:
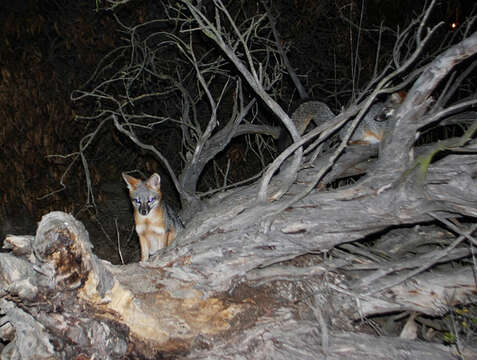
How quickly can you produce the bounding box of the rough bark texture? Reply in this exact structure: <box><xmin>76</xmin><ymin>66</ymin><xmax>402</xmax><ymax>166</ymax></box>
<box><xmin>1</xmin><ymin>210</ymin><xmax>474</xmax><ymax>359</ymax></box>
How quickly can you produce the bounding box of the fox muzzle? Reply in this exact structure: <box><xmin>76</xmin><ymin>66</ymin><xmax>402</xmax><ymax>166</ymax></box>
<box><xmin>138</xmin><ymin>203</ymin><xmax>150</xmax><ymax>216</ymax></box>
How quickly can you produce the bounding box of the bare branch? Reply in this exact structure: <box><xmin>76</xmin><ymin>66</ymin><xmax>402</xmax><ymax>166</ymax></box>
<box><xmin>182</xmin><ymin>0</ymin><xmax>303</xmax><ymax>202</ymax></box>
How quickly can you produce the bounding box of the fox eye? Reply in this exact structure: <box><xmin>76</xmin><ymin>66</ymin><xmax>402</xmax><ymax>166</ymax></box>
<box><xmin>148</xmin><ymin>197</ymin><xmax>155</xmax><ymax>203</ymax></box>
<box><xmin>135</xmin><ymin>198</ymin><xmax>141</xmax><ymax>204</ymax></box>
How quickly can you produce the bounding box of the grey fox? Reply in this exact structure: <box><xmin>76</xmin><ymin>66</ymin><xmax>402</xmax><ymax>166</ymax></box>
<box><xmin>343</xmin><ymin>91</ymin><xmax>407</xmax><ymax>144</ymax></box>
<box><xmin>287</xmin><ymin>91</ymin><xmax>406</xmax><ymax>146</ymax></box>
<box><xmin>122</xmin><ymin>173</ymin><xmax>184</xmax><ymax>262</ymax></box>
<box><xmin>376</xmin><ymin>91</ymin><xmax>407</xmax><ymax>122</ymax></box>
<box><xmin>343</xmin><ymin>102</ymin><xmax>386</xmax><ymax>145</ymax></box>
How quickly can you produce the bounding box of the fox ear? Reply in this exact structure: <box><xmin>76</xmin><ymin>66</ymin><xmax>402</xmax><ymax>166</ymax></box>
<box><xmin>391</xmin><ymin>91</ymin><xmax>406</xmax><ymax>105</ymax></box>
<box><xmin>146</xmin><ymin>173</ymin><xmax>161</xmax><ymax>190</ymax></box>
<box><xmin>122</xmin><ymin>173</ymin><xmax>141</xmax><ymax>190</ymax></box>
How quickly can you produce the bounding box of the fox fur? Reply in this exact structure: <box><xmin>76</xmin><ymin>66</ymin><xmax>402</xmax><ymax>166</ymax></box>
<box><xmin>122</xmin><ymin>173</ymin><xmax>183</xmax><ymax>262</ymax></box>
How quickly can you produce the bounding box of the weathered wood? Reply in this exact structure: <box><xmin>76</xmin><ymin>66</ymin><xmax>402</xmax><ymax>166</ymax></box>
<box><xmin>1</xmin><ymin>174</ymin><xmax>475</xmax><ymax>358</ymax></box>
<box><xmin>0</xmin><ymin>212</ymin><xmax>248</xmax><ymax>358</ymax></box>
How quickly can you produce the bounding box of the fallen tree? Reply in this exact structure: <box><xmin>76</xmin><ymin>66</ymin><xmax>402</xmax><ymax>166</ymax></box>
<box><xmin>1</xmin><ymin>0</ymin><xmax>477</xmax><ymax>359</ymax></box>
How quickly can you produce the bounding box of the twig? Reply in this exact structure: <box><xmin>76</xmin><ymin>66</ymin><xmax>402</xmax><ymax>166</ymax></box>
<box><xmin>197</xmin><ymin>169</ymin><xmax>265</xmax><ymax>198</ymax></box>
<box><xmin>437</xmin><ymin>60</ymin><xmax>477</xmax><ymax>108</ymax></box>
<box><xmin>364</xmin><ymin>220</ymin><xmax>477</xmax><ymax>296</ymax></box>
<box><xmin>422</xmin><ymin>99</ymin><xmax>477</xmax><ymax>128</ymax></box>
<box><xmin>182</xmin><ymin>0</ymin><xmax>303</xmax><ymax>202</ymax></box>
<box><xmin>111</xmin><ymin>114</ymin><xmax>187</xmax><ymax>202</ymax></box>
<box><xmin>39</xmin><ymin>118</ymin><xmax>108</xmax><ymax>204</ymax></box>
<box><xmin>116</xmin><ymin>218</ymin><xmax>125</xmax><ymax>265</ymax></box>
<box><xmin>262</xmin><ymin>0</ymin><xmax>309</xmax><ymax>100</ymax></box>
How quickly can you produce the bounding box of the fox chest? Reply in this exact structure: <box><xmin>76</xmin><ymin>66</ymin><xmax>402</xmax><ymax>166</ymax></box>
<box><xmin>134</xmin><ymin>209</ymin><xmax>166</xmax><ymax>238</ymax></box>
<box><xmin>361</xmin><ymin>128</ymin><xmax>384</xmax><ymax>144</ymax></box>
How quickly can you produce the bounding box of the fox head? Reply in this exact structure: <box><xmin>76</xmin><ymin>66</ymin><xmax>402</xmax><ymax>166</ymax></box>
<box><xmin>376</xmin><ymin>91</ymin><xmax>407</xmax><ymax>122</ymax></box>
<box><xmin>122</xmin><ymin>173</ymin><xmax>162</xmax><ymax>216</ymax></box>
